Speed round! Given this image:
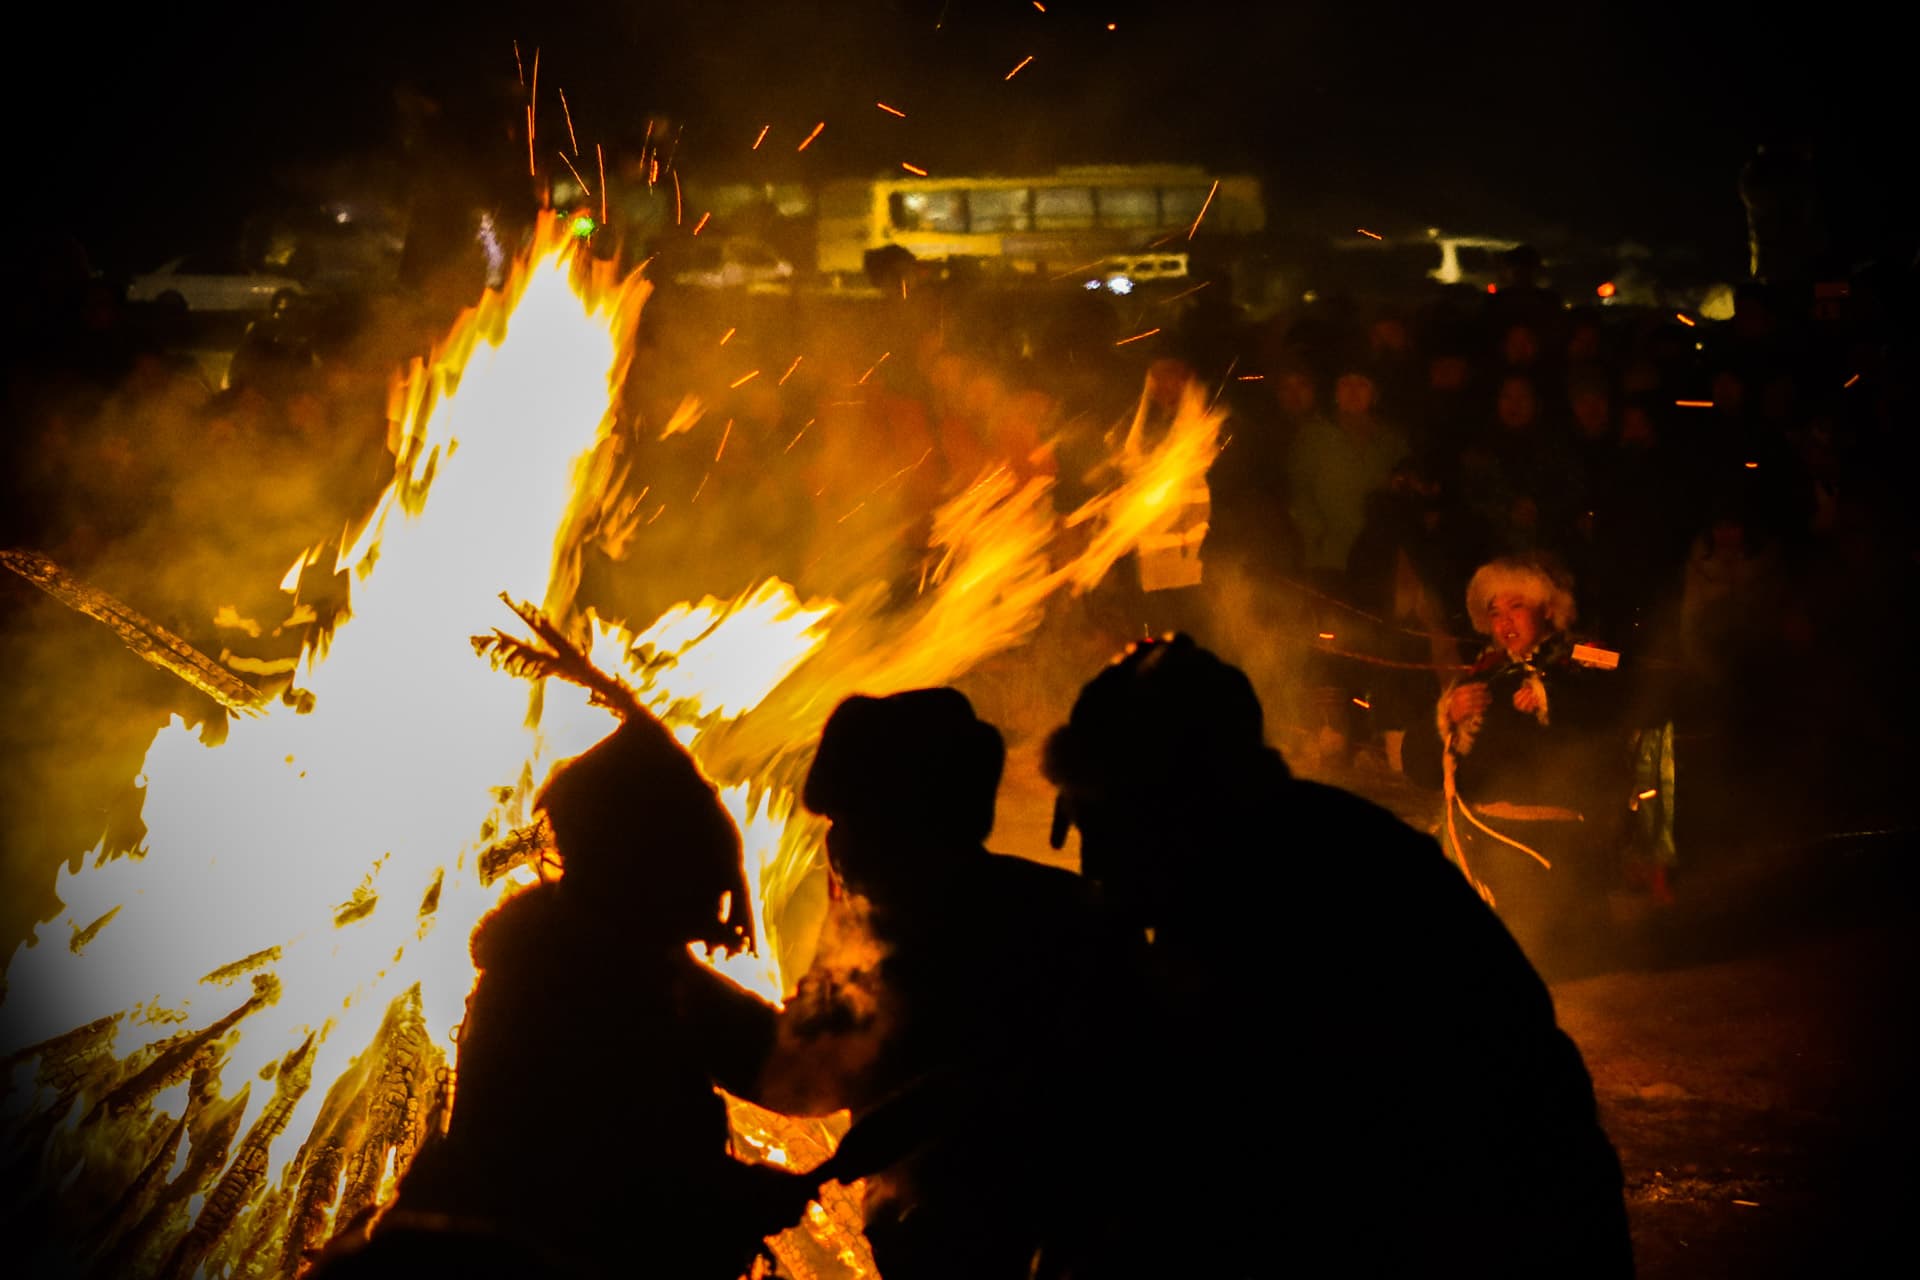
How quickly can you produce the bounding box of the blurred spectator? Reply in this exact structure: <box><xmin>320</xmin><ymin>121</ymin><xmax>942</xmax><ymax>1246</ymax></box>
<box><xmin>1287</xmin><ymin>369</ymin><xmax>1407</xmax><ymax>583</ymax></box>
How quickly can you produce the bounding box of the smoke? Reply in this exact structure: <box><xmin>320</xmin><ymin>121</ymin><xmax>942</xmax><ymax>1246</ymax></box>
<box><xmin>758</xmin><ymin>890</ymin><xmax>896</xmax><ymax>1117</ymax></box>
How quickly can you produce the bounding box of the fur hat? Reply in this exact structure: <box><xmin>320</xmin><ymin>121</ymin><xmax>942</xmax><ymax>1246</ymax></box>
<box><xmin>1465</xmin><ymin>555</ymin><xmax>1577</xmax><ymax>635</ymax></box>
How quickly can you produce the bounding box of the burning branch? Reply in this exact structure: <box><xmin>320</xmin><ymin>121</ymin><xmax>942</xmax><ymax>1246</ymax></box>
<box><xmin>1</xmin><ymin>547</ymin><xmax>268</xmax><ymax>714</ymax></box>
<box><xmin>471</xmin><ymin>594</ymin><xmax>644</xmax><ymax>721</ymax></box>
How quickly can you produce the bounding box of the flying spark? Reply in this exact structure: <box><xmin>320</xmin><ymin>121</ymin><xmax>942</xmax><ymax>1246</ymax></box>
<box><xmin>1675</xmin><ymin>399</ymin><xmax>1713</xmax><ymax>408</ymax></box>
<box><xmin>1006</xmin><ymin>55</ymin><xmax>1034</xmax><ymax>79</ymax></box>
<box><xmin>559</xmin><ymin>88</ymin><xmax>579</xmax><ymax>154</ymax></box>
<box><xmin>1356</xmin><ymin>228</ymin><xmax>1383</xmax><ymax>240</ymax></box>
<box><xmin>597</xmin><ymin>144</ymin><xmax>606</xmax><ymax>222</ymax></box>
<box><xmin>798</xmin><ymin>121</ymin><xmax>826</xmax><ymax>151</ymax></box>
<box><xmin>779</xmin><ymin>357</ymin><xmax>804</xmax><ymax>385</ymax></box>
<box><xmin>692</xmin><ymin>211</ymin><xmax>712</xmax><ymax>236</ymax></box>
<box><xmin>902</xmin><ymin>162</ymin><xmax>928</xmax><ymax>176</ymax></box>
<box><xmin>1187</xmin><ymin>179</ymin><xmax>1219</xmax><ymax>240</ymax></box>
<box><xmin>556</xmin><ymin>150</ymin><xmax>591</xmax><ymax>196</ymax></box>
<box><xmin>715</xmin><ymin>420</ymin><xmax>733</xmax><ymax>461</ymax></box>
<box><xmin>877</xmin><ymin>102</ymin><xmax>906</xmax><ymax>117</ymax></box>
<box><xmin>785</xmin><ymin>419</ymin><xmax>814</xmax><ymax>452</ymax></box>
<box><xmin>512</xmin><ymin>40</ymin><xmax>523</xmax><ymax>85</ymax></box>
<box><xmin>729</xmin><ymin>370</ymin><xmax>761</xmax><ymax>389</ymax></box>
<box><xmin>753</xmin><ymin>124</ymin><xmax>770</xmax><ymax>149</ymax></box>
<box><xmin>1236</xmin><ymin>374</ymin><xmax>1265</xmax><ymax>381</ymax></box>
<box><xmin>526</xmin><ymin>107</ymin><xmax>536</xmax><ymax>177</ymax></box>
<box><xmin>1675</xmin><ymin>313</ymin><xmax>1696</xmax><ymax>327</ymax></box>
<box><xmin>1115</xmin><ymin>328</ymin><xmax>1161</xmax><ymax>346</ymax></box>
<box><xmin>719</xmin><ymin>328</ymin><xmax>736</xmax><ymax>345</ymax></box>
<box><xmin>1844</xmin><ymin>373</ymin><xmax>1861</xmax><ymax>388</ymax></box>
<box><xmin>529</xmin><ymin>48</ymin><xmax>539</xmax><ymax>143</ymax></box>
<box><xmin>673</xmin><ymin>171</ymin><xmax>682</xmax><ymax>224</ymax></box>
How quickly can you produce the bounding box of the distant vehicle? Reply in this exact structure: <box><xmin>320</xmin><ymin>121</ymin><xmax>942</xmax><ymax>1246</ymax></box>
<box><xmin>816</xmin><ymin>166</ymin><xmax>1264</xmax><ymax>280</ymax></box>
<box><xmin>126</xmin><ymin>252</ymin><xmax>305</xmax><ymax>314</ymax></box>
<box><xmin>658</xmin><ymin>237</ymin><xmax>795</xmax><ymax>290</ymax></box>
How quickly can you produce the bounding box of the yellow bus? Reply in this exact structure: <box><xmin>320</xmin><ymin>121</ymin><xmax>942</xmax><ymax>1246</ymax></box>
<box><xmin>815</xmin><ymin>165</ymin><xmax>1265</xmax><ymax>278</ymax></box>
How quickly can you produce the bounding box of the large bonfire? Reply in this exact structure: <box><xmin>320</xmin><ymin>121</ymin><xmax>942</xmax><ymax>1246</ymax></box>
<box><xmin>0</xmin><ymin>213</ymin><xmax>1222</xmax><ymax>1278</ymax></box>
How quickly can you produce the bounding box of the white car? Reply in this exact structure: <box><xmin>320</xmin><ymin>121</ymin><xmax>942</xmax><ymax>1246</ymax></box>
<box><xmin>127</xmin><ymin>253</ymin><xmax>306</xmax><ymax>314</ymax></box>
<box><xmin>664</xmin><ymin>238</ymin><xmax>795</xmax><ymax>291</ymax></box>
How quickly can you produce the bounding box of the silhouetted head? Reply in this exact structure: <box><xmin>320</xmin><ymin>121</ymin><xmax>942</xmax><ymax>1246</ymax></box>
<box><xmin>1044</xmin><ymin>635</ymin><xmax>1285</xmax><ymax>929</ymax></box>
<box><xmin>534</xmin><ymin>716</ymin><xmax>751</xmax><ymax>952</ymax></box>
<box><xmin>803</xmin><ymin>688</ymin><xmax>1005</xmax><ymax>897</ymax></box>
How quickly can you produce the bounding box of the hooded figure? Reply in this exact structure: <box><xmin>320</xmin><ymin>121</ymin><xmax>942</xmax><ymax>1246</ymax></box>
<box><xmin>341</xmin><ymin>714</ymin><xmax>807</xmax><ymax>1280</ymax></box>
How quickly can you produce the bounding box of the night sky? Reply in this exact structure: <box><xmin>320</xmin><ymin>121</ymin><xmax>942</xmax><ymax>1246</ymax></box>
<box><xmin>25</xmin><ymin>1</ymin><xmax>1913</xmax><ymax>274</ymax></box>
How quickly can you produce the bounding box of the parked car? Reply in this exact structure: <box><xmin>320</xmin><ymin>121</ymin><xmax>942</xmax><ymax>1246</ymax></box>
<box><xmin>126</xmin><ymin>251</ymin><xmax>305</xmax><ymax>314</ymax></box>
<box><xmin>658</xmin><ymin>237</ymin><xmax>795</xmax><ymax>290</ymax></box>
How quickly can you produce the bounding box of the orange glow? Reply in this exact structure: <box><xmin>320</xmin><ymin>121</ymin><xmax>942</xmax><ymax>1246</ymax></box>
<box><xmin>901</xmin><ymin>162</ymin><xmax>928</xmax><ymax>176</ymax></box>
<box><xmin>1744</xmin><ymin>460</ymin><xmax>1759</xmax><ymax>469</ymax></box>
<box><xmin>877</xmin><ymin>101</ymin><xmax>906</xmax><ymax>117</ymax></box>
<box><xmin>1486</xmin><ymin>283</ymin><xmax>1498</xmax><ymax>294</ymax></box>
<box><xmin>3</xmin><ymin>203</ymin><xmax>1251</xmax><ymax>1280</ymax></box>
<box><xmin>1107</xmin><ymin>21</ymin><xmax>1117</xmax><ymax>29</ymax></box>
<box><xmin>692</xmin><ymin>211</ymin><xmax>712</xmax><ymax>236</ymax></box>
<box><xmin>1115</xmin><ymin>328</ymin><xmax>1161</xmax><ymax>346</ymax></box>
<box><xmin>1187</xmin><ymin>179</ymin><xmax>1219</xmax><ymax>240</ymax></box>
<box><xmin>1597</xmin><ymin>281</ymin><xmax>1616</xmax><ymax>298</ymax></box>
<box><xmin>1356</xmin><ymin>227</ymin><xmax>1383</xmax><ymax>240</ymax></box>
<box><xmin>1318</xmin><ymin>632</ymin><xmax>1336</xmax><ymax>640</ymax></box>
<box><xmin>1676</xmin><ymin>313</ymin><xmax>1696</xmax><ymax>327</ymax></box>
<box><xmin>1006</xmin><ymin>54</ymin><xmax>1034</xmax><ymax>79</ymax></box>
<box><xmin>797</xmin><ymin>121</ymin><xmax>825</xmax><ymax>151</ymax></box>
<box><xmin>752</xmin><ymin>123</ymin><xmax>770</xmax><ymax>149</ymax></box>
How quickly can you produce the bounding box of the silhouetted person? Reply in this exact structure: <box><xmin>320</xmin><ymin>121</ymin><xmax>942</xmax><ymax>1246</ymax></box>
<box><xmin>764</xmin><ymin>688</ymin><xmax>1140</xmax><ymax>1280</ymax></box>
<box><xmin>1043</xmin><ymin>635</ymin><xmax>1632</xmax><ymax>1277</ymax></box>
<box><xmin>323</xmin><ymin>713</ymin><xmax>808</xmax><ymax>1279</ymax></box>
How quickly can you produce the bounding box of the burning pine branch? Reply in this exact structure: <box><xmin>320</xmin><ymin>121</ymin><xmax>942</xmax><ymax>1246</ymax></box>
<box><xmin>471</xmin><ymin>593</ymin><xmax>645</xmax><ymax>721</ymax></box>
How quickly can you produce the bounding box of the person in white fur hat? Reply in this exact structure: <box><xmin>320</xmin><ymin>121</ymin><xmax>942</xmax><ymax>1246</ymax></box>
<box><xmin>1435</xmin><ymin>553</ymin><xmax>1627</xmax><ymax>972</ymax></box>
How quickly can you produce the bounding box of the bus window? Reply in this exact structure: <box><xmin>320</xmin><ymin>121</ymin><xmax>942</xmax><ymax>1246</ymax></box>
<box><xmin>1096</xmin><ymin>187</ymin><xmax>1158</xmax><ymax>229</ymax></box>
<box><xmin>890</xmin><ymin>190</ymin><xmax>967</xmax><ymax>233</ymax></box>
<box><xmin>1159</xmin><ymin>186</ymin><xmax>1212</xmax><ymax>228</ymax></box>
<box><xmin>969</xmin><ymin>187</ymin><xmax>1032</xmax><ymax>232</ymax></box>
<box><xmin>1033</xmin><ymin>186</ymin><xmax>1095</xmax><ymax>230</ymax></box>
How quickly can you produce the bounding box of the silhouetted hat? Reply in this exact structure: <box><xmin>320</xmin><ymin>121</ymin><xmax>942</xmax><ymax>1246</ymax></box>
<box><xmin>1042</xmin><ymin>634</ymin><xmax>1268</xmax><ymax>798</ymax></box>
<box><xmin>803</xmin><ymin>688</ymin><xmax>1005</xmax><ymax>845</ymax></box>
